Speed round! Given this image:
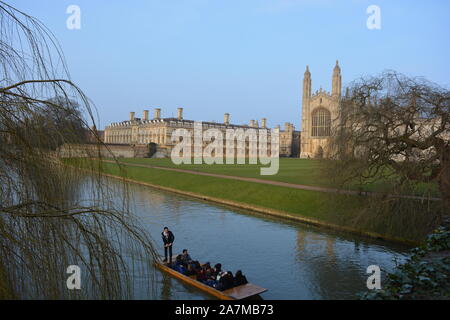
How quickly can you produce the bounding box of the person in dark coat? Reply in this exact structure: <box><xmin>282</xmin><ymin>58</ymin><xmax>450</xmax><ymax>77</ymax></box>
<box><xmin>223</xmin><ymin>271</ymin><xmax>234</xmax><ymax>290</ymax></box>
<box><xmin>196</xmin><ymin>267</ymin><xmax>207</xmax><ymax>282</ymax></box>
<box><xmin>161</xmin><ymin>227</ymin><xmax>175</xmax><ymax>264</ymax></box>
<box><xmin>234</xmin><ymin>270</ymin><xmax>248</xmax><ymax>286</ymax></box>
<box><xmin>181</xmin><ymin>249</ymin><xmax>192</xmax><ymax>264</ymax></box>
<box><xmin>185</xmin><ymin>263</ymin><xmax>197</xmax><ymax>276</ymax></box>
<box><xmin>174</xmin><ymin>254</ymin><xmax>183</xmax><ymax>266</ymax></box>
<box><xmin>217</xmin><ymin>271</ymin><xmax>234</xmax><ymax>291</ymax></box>
<box><xmin>212</xmin><ymin>263</ymin><xmax>222</xmax><ymax>278</ymax></box>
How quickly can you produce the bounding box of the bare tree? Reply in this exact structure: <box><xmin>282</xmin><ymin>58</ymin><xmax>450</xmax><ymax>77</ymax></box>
<box><xmin>0</xmin><ymin>1</ymin><xmax>156</xmax><ymax>298</ymax></box>
<box><xmin>330</xmin><ymin>71</ymin><xmax>449</xmax><ymax>218</ymax></box>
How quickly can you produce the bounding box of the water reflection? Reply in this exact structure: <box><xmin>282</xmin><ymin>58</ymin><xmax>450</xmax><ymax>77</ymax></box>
<box><xmin>160</xmin><ymin>275</ymin><xmax>172</xmax><ymax>300</ymax></box>
<box><xmin>94</xmin><ymin>177</ymin><xmax>410</xmax><ymax>300</ymax></box>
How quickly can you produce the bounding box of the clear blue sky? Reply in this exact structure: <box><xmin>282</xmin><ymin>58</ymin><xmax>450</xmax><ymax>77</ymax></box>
<box><xmin>8</xmin><ymin>0</ymin><xmax>450</xmax><ymax>130</ymax></box>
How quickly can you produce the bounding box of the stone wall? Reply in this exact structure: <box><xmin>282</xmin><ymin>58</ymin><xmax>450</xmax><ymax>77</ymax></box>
<box><xmin>57</xmin><ymin>143</ymin><xmax>150</xmax><ymax>158</ymax></box>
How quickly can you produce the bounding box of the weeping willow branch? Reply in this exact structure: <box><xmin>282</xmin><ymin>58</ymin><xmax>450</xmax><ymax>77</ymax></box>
<box><xmin>0</xmin><ymin>1</ymin><xmax>157</xmax><ymax>299</ymax></box>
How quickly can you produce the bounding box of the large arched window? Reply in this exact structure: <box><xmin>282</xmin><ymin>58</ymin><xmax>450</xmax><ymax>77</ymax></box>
<box><xmin>311</xmin><ymin>108</ymin><xmax>331</xmax><ymax>137</ymax></box>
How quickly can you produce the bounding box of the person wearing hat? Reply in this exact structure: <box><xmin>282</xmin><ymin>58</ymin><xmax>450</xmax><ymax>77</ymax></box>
<box><xmin>161</xmin><ymin>227</ymin><xmax>175</xmax><ymax>264</ymax></box>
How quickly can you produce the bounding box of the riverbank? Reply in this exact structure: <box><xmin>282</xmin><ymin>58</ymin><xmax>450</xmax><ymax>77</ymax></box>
<box><xmin>72</xmin><ymin>159</ymin><xmax>431</xmax><ymax>246</ymax></box>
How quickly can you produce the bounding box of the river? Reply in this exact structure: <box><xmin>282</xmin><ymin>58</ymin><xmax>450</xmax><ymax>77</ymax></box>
<box><xmin>85</xmin><ymin>177</ymin><xmax>410</xmax><ymax>300</ymax></box>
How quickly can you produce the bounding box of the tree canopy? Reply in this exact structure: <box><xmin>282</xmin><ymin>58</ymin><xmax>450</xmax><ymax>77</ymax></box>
<box><xmin>331</xmin><ymin>71</ymin><xmax>449</xmax><ymax>216</ymax></box>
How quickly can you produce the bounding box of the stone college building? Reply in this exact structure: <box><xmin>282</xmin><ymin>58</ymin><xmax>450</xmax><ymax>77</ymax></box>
<box><xmin>104</xmin><ymin>61</ymin><xmax>342</xmax><ymax>158</ymax></box>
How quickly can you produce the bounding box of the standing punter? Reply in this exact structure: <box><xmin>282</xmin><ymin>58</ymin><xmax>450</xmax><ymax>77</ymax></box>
<box><xmin>162</xmin><ymin>227</ymin><xmax>175</xmax><ymax>264</ymax></box>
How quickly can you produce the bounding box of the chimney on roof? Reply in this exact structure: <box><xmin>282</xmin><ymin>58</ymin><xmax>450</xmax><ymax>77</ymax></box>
<box><xmin>143</xmin><ymin>110</ymin><xmax>149</xmax><ymax>121</ymax></box>
<box><xmin>177</xmin><ymin>107</ymin><xmax>183</xmax><ymax>120</ymax></box>
<box><xmin>130</xmin><ymin>112</ymin><xmax>135</xmax><ymax>121</ymax></box>
<box><xmin>154</xmin><ymin>108</ymin><xmax>161</xmax><ymax>120</ymax></box>
<box><xmin>224</xmin><ymin>113</ymin><xmax>230</xmax><ymax>125</ymax></box>
<box><xmin>249</xmin><ymin>120</ymin><xmax>255</xmax><ymax>127</ymax></box>
<box><xmin>261</xmin><ymin>118</ymin><xmax>267</xmax><ymax>128</ymax></box>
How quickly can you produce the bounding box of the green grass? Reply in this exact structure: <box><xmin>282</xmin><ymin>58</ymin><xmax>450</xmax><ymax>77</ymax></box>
<box><xmin>116</xmin><ymin>157</ymin><xmax>439</xmax><ymax>196</ymax></box>
<box><xmin>119</xmin><ymin>158</ymin><xmax>333</xmax><ymax>186</ymax></box>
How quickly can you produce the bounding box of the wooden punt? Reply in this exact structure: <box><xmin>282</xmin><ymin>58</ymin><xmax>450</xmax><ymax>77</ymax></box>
<box><xmin>155</xmin><ymin>259</ymin><xmax>267</xmax><ymax>300</ymax></box>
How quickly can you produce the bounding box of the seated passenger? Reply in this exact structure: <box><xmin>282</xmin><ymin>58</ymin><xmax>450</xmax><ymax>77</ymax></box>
<box><xmin>216</xmin><ymin>271</ymin><xmax>234</xmax><ymax>291</ymax></box>
<box><xmin>171</xmin><ymin>255</ymin><xmax>186</xmax><ymax>273</ymax></box>
<box><xmin>196</xmin><ymin>267</ymin><xmax>207</xmax><ymax>282</ymax></box>
<box><xmin>212</xmin><ymin>263</ymin><xmax>222</xmax><ymax>277</ymax></box>
<box><xmin>181</xmin><ymin>249</ymin><xmax>192</xmax><ymax>264</ymax></box>
<box><xmin>205</xmin><ymin>267</ymin><xmax>213</xmax><ymax>279</ymax></box>
<box><xmin>216</xmin><ymin>270</ymin><xmax>226</xmax><ymax>282</ymax></box>
<box><xmin>171</xmin><ymin>262</ymin><xmax>185</xmax><ymax>273</ymax></box>
<box><xmin>223</xmin><ymin>271</ymin><xmax>234</xmax><ymax>290</ymax></box>
<box><xmin>185</xmin><ymin>264</ymin><xmax>197</xmax><ymax>276</ymax></box>
<box><xmin>191</xmin><ymin>261</ymin><xmax>201</xmax><ymax>272</ymax></box>
<box><xmin>215</xmin><ymin>275</ymin><xmax>226</xmax><ymax>291</ymax></box>
<box><xmin>234</xmin><ymin>270</ymin><xmax>248</xmax><ymax>286</ymax></box>
<box><xmin>174</xmin><ymin>254</ymin><xmax>183</xmax><ymax>266</ymax></box>
<box><xmin>177</xmin><ymin>264</ymin><xmax>186</xmax><ymax>274</ymax></box>
<box><xmin>193</xmin><ymin>261</ymin><xmax>201</xmax><ymax>271</ymax></box>
<box><xmin>204</xmin><ymin>279</ymin><xmax>217</xmax><ymax>288</ymax></box>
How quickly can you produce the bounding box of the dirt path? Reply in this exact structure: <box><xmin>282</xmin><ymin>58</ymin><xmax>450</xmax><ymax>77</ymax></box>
<box><xmin>103</xmin><ymin>160</ymin><xmax>440</xmax><ymax>201</ymax></box>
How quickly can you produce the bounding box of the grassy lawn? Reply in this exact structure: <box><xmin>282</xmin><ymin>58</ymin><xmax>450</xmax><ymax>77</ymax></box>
<box><xmin>116</xmin><ymin>157</ymin><xmax>439</xmax><ymax>196</ymax></box>
<box><xmin>119</xmin><ymin>158</ymin><xmax>334</xmax><ymax>187</ymax></box>
<box><xmin>95</xmin><ymin>160</ymin><xmax>362</xmax><ymax>224</ymax></box>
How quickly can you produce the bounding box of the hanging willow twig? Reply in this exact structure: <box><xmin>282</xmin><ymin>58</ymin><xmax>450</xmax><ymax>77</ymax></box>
<box><xmin>0</xmin><ymin>1</ymin><xmax>157</xmax><ymax>299</ymax></box>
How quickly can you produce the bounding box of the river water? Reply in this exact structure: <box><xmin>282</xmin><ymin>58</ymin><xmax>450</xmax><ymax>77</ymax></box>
<box><xmin>90</xmin><ymin>177</ymin><xmax>410</xmax><ymax>300</ymax></box>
